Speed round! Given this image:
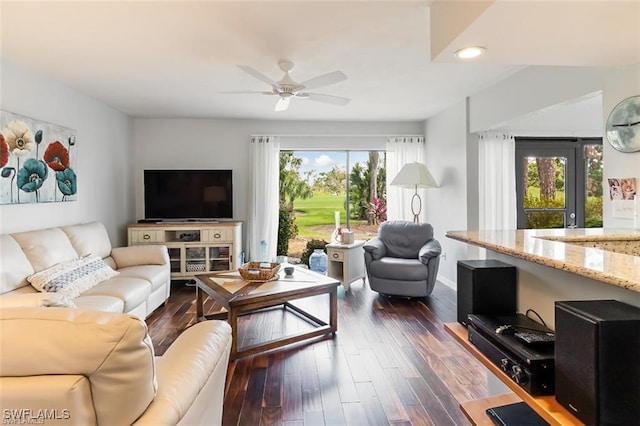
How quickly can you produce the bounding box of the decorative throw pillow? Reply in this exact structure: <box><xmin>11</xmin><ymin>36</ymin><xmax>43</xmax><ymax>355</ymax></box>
<box><xmin>0</xmin><ymin>292</ymin><xmax>77</xmax><ymax>309</ymax></box>
<box><xmin>27</xmin><ymin>255</ymin><xmax>118</xmax><ymax>299</ymax></box>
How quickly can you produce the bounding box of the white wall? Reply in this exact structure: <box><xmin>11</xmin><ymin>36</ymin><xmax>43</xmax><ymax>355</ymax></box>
<box><xmin>0</xmin><ymin>59</ymin><xmax>134</xmax><ymax>245</ymax></box>
<box><xmin>602</xmin><ymin>64</ymin><xmax>640</xmax><ymax>228</ymax></box>
<box><xmin>476</xmin><ymin>63</ymin><xmax>640</xmax><ymax>229</ymax></box>
<box><xmin>469</xmin><ymin>66</ymin><xmax>606</xmax><ymax>133</ymax></box>
<box><xmin>423</xmin><ymin>100</ymin><xmax>469</xmax><ymax>288</ymax></box>
<box><xmin>132</xmin><ymin>118</ymin><xmax>423</xmax><ymax>248</ymax></box>
<box><xmin>430</xmin><ymin>64</ymin><xmax>639</xmax><ymax>290</ymax></box>
<box><xmin>500</xmin><ymin>93</ymin><xmax>602</xmax><ymax>137</ymax></box>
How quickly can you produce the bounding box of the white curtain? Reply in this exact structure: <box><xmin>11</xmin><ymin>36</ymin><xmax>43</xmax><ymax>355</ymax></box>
<box><xmin>248</xmin><ymin>135</ymin><xmax>280</xmax><ymax>262</ymax></box>
<box><xmin>386</xmin><ymin>136</ymin><xmax>426</xmax><ymax>221</ymax></box>
<box><xmin>478</xmin><ymin>131</ymin><xmax>516</xmax><ymax>230</ymax></box>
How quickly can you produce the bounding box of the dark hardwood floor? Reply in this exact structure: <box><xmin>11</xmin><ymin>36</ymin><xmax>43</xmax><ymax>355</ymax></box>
<box><xmin>146</xmin><ymin>279</ymin><xmax>491</xmax><ymax>425</ymax></box>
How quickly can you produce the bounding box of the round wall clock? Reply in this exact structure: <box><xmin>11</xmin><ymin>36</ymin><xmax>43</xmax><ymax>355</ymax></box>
<box><xmin>605</xmin><ymin>95</ymin><xmax>640</xmax><ymax>153</ymax></box>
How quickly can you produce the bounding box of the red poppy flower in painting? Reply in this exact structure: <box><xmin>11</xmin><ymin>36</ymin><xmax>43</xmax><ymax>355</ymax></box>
<box><xmin>44</xmin><ymin>141</ymin><xmax>69</xmax><ymax>171</ymax></box>
<box><xmin>0</xmin><ymin>133</ymin><xmax>8</xmax><ymax>168</ymax></box>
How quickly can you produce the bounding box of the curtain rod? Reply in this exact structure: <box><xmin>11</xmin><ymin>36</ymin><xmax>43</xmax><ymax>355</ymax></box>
<box><xmin>250</xmin><ymin>134</ymin><xmax>425</xmax><ymax>138</ymax></box>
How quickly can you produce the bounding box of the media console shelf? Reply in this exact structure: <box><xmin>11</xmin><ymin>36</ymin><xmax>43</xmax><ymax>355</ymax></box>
<box><xmin>128</xmin><ymin>222</ymin><xmax>242</xmax><ymax>279</ymax></box>
<box><xmin>444</xmin><ymin>323</ymin><xmax>583</xmax><ymax>426</ymax></box>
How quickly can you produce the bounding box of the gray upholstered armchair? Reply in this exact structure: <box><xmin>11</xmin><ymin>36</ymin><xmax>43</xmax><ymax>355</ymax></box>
<box><xmin>363</xmin><ymin>220</ymin><xmax>441</xmax><ymax>297</ymax></box>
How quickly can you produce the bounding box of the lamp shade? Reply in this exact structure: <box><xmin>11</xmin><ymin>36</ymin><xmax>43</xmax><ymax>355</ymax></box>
<box><xmin>390</xmin><ymin>162</ymin><xmax>438</xmax><ymax>188</ymax></box>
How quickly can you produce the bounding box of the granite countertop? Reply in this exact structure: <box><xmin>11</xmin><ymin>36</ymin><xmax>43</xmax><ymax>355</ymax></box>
<box><xmin>446</xmin><ymin>228</ymin><xmax>640</xmax><ymax>293</ymax></box>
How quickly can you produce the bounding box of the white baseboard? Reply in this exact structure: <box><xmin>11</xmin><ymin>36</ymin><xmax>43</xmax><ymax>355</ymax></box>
<box><xmin>438</xmin><ymin>275</ymin><xmax>456</xmax><ymax>290</ymax></box>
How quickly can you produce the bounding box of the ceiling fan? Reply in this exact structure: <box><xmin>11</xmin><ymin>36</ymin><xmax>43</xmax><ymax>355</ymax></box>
<box><xmin>224</xmin><ymin>61</ymin><xmax>350</xmax><ymax>112</ymax></box>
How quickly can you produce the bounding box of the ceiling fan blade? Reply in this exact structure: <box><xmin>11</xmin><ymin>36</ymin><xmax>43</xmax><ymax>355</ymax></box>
<box><xmin>237</xmin><ymin>65</ymin><xmax>280</xmax><ymax>88</ymax></box>
<box><xmin>300</xmin><ymin>71</ymin><xmax>347</xmax><ymax>90</ymax></box>
<box><xmin>218</xmin><ymin>90</ymin><xmax>276</xmax><ymax>95</ymax></box>
<box><xmin>301</xmin><ymin>92</ymin><xmax>350</xmax><ymax>106</ymax></box>
<box><xmin>275</xmin><ymin>97</ymin><xmax>290</xmax><ymax>112</ymax></box>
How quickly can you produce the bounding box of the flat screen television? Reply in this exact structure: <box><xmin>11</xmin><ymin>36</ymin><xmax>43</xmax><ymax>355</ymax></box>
<box><xmin>143</xmin><ymin>169</ymin><xmax>233</xmax><ymax>220</ymax></box>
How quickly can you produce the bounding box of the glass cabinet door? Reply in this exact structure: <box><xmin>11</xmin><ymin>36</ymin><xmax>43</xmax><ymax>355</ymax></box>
<box><xmin>209</xmin><ymin>246</ymin><xmax>231</xmax><ymax>272</ymax></box>
<box><xmin>185</xmin><ymin>246</ymin><xmax>206</xmax><ymax>273</ymax></box>
<box><xmin>167</xmin><ymin>247</ymin><xmax>182</xmax><ymax>274</ymax></box>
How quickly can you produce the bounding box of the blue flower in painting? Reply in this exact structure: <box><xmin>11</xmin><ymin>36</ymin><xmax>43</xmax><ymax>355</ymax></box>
<box><xmin>16</xmin><ymin>159</ymin><xmax>48</xmax><ymax>192</ymax></box>
<box><xmin>56</xmin><ymin>168</ymin><xmax>77</xmax><ymax>196</ymax></box>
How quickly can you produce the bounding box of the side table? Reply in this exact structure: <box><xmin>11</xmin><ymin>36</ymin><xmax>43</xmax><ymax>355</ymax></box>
<box><xmin>326</xmin><ymin>240</ymin><xmax>366</xmax><ymax>291</ymax></box>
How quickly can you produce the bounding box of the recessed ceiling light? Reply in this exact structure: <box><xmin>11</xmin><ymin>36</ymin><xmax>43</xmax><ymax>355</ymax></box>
<box><xmin>454</xmin><ymin>46</ymin><xmax>486</xmax><ymax>59</ymax></box>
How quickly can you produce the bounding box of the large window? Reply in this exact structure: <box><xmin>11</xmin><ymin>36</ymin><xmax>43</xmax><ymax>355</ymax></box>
<box><xmin>279</xmin><ymin>150</ymin><xmax>385</xmax><ymax>257</ymax></box>
<box><xmin>515</xmin><ymin>138</ymin><xmax>602</xmax><ymax>229</ymax></box>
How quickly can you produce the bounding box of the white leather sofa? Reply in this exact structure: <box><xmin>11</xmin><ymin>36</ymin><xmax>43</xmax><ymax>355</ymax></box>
<box><xmin>0</xmin><ymin>307</ymin><xmax>232</xmax><ymax>425</ymax></box>
<box><xmin>0</xmin><ymin>221</ymin><xmax>170</xmax><ymax>318</ymax></box>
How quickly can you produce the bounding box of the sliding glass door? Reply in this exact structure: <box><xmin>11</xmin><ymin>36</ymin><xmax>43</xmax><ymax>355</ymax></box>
<box><xmin>279</xmin><ymin>150</ymin><xmax>385</xmax><ymax>258</ymax></box>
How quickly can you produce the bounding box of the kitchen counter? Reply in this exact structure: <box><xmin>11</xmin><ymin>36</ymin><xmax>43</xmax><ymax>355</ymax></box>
<box><xmin>446</xmin><ymin>228</ymin><xmax>640</xmax><ymax>294</ymax></box>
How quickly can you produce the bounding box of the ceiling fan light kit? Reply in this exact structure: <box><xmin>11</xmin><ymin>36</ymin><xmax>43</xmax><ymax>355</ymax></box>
<box><xmin>230</xmin><ymin>61</ymin><xmax>350</xmax><ymax>112</ymax></box>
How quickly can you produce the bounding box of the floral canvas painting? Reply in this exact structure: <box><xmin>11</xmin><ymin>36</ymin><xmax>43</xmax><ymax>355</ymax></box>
<box><xmin>0</xmin><ymin>111</ymin><xmax>77</xmax><ymax>205</ymax></box>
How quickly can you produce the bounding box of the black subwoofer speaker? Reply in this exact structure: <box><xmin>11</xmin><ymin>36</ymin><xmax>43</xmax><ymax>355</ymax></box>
<box><xmin>456</xmin><ymin>260</ymin><xmax>516</xmax><ymax>326</ymax></box>
<box><xmin>555</xmin><ymin>300</ymin><xmax>640</xmax><ymax>425</ymax></box>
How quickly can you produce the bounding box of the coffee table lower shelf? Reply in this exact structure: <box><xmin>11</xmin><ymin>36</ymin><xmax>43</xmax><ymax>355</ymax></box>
<box><xmin>201</xmin><ymin>302</ymin><xmax>336</xmax><ymax>360</ymax></box>
<box><xmin>444</xmin><ymin>322</ymin><xmax>583</xmax><ymax>426</ymax></box>
<box><xmin>195</xmin><ymin>268</ymin><xmax>339</xmax><ymax>360</ymax></box>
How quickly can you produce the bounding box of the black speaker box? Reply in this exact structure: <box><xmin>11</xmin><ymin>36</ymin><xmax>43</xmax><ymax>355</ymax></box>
<box><xmin>456</xmin><ymin>260</ymin><xmax>517</xmax><ymax>326</ymax></box>
<box><xmin>555</xmin><ymin>300</ymin><xmax>640</xmax><ymax>425</ymax></box>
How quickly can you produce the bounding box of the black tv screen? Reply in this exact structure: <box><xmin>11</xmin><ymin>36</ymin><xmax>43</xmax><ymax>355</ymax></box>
<box><xmin>144</xmin><ymin>169</ymin><xmax>233</xmax><ymax>220</ymax></box>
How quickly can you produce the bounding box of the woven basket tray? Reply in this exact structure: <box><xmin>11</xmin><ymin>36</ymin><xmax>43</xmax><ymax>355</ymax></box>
<box><xmin>238</xmin><ymin>262</ymin><xmax>280</xmax><ymax>282</ymax></box>
<box><xmin>186</xmin><ymin>263</ymin><xmax>206</xmax><ymax>272</ymax></box>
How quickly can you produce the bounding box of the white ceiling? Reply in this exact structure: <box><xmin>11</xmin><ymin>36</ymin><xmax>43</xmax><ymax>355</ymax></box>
<box><xmin>1</xmin><ymin>1</ymin><xmax>638</xmax><ymax>122</ymax></box>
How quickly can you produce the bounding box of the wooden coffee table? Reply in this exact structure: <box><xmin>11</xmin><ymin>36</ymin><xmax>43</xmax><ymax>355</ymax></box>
<box><xmin>194</xmin><ymin>266</ymin><xmax>339</xmax><ymax>360</ymax></box>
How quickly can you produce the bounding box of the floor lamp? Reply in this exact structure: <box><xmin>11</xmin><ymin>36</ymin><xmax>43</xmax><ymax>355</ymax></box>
<box><xmin>390</xmin><ymin>162</ymin><xmax>438</xmax><ymax>223</ymax></box>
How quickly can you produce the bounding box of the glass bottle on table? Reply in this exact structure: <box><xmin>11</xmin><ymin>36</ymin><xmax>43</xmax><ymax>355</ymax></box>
<box><xmin>309</xmin><ymin>249</ymin><xmax>328</xmax><ymax>275</ymax></box>
<box><xmin>331</xmin><ymin>211</ymin><xmax>342</xmax><ymax>243</ymax></box>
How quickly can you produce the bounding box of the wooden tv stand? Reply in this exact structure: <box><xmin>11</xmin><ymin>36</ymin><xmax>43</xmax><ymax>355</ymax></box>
<box><xmin>444</xmin><ymin>323</ymin><xmax>583</xmax><ymax>426</ymax></box>
<box><xmin>128</xmin><ymin>221</ymin><xmax>242</xmax><ymax>279</ymax></box>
